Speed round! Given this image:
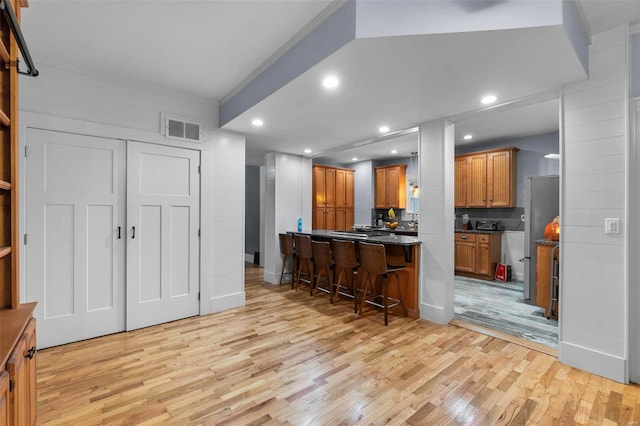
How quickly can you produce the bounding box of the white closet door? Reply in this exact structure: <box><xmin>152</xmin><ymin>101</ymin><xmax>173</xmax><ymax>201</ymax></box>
<box><xmin>25</xmin><ymin>128</ymin><xmax>126</xmax><ymax>348</ymax></box>
<box><xmin>126</xmin><ymin>141</ymin><xmax>200</xmax><ymax>330</ymax></box>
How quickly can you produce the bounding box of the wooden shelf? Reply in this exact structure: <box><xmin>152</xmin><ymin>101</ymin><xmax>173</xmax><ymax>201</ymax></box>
<box><xmin>0</xmin><ymin>180</ymin><xmax>10</xmax><ymax>190</ymax></box>
<box><xmin>0</xmin><ymin>246</ymin><xmax>10</xmax><ymax>260</ymax></box>
<box><xmin>0</xmin><ymin>40</ymin><xmax>8</xmax><ymax>65</ymax></box>
<box><xmin>0</xmin><ymin>109</ymin><xmax>9</xmax><ymax>127</ymax></box>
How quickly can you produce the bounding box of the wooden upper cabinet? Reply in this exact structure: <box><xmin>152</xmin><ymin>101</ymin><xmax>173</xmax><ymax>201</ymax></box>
<box><xmin>312</xmin><ymin>165</ymin><xmax>354</xmax><ymax>230</ymax></box>
<box><xmin>374</xmin><ymin>168</ymin><xmax>386</xmax><ymax>209</ymax></box>
<box><xmin>487</xmin><ymin>150</ymin><xmax>515</xmax><ymax>207</ymax></box>
<box><xmin>335</xmin><ymin>169</ymin><xmax>354</xmax><ymax>208</ymax></box>
<box><xmin>468</xmin><ymin>154</ymin><xmax>487</xmax><ymax>207</ymax></box>
<box><xmin>454</xmin><ymin>157</ymin><xmax>467</xmax><ymax>207</ymax></box>
<box><xmin>375</xmin><ymin>164</ymin><xmax>407</xmax><ymax>209</ymax></box>
<box><xmin>313</xmin><ymin>166</ymin><xmax>326</xmax><ymax>207</ymax></box>
<box><xmin>455</xmin><ymin>148</ymin><xmax>518</xmax><ymax>208</ymax></box>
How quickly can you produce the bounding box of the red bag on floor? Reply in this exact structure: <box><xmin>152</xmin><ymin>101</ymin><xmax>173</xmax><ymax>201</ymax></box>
<box><xmin>495</xmin><ymin>263</ymin><xmax>511</xmax><ymax>282</ymax></box>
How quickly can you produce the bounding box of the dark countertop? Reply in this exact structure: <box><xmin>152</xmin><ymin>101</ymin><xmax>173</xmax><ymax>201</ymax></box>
<box><xmin>455</xmin><ymin>229</ymin><xmax>503</xmax><ymax>234</ymax></box>
<box><xmin>295</xmin><ymin>230</ymin><xmax>421</xmax><ymax>246</ymax></box>
<box><xmin>536</xmin><ymin>239</ymin><xmax>560</xmax><ymax>246</ymax></box>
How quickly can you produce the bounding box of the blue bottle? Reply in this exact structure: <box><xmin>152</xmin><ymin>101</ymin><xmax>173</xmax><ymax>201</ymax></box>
<box><xmin>297</xmin><ymin>217</ymin><xmax>302</xmax><ymax>232</ymax></box>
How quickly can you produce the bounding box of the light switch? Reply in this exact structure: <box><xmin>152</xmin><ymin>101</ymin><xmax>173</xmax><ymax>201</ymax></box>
<box><xmin>605</xmin><ymin>218</ymin><xmax>620</xmax><ymax>234</ymax></box>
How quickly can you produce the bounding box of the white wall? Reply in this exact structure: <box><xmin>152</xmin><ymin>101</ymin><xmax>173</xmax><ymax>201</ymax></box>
<box><xmin>19</xmin><ymin>62</ymin><xmax>246</xmax><ymax>318</ymax></box>
<box><xmin>502</xmin><ymin>231</ymin><xmax>525</xmax><ymax>281</ymax></box>
<box><xmin>418</xmin><ymin>120</ymin><xmax>455</xmax><ymax>324</ymax></box>
<box><xmin>263</xmin><ymin>153</ymin><xmax>312</xmax><ymax>284</ymax></box>
<box><xmin>560</xmin><ymin>25</ymin><xmax>629</xmax><ymax>382</ymax></box>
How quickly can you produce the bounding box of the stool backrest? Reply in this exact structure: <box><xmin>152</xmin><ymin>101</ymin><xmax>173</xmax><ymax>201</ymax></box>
<box><xmin>358</xmin><ymin>242</ymin><xmax>388</xmax><ymax>275</ymax></box>
<box><xmin>312</xmin><ymin>240</ymin><xmax>332</xmax><ymax>267</ymax></box>
<box><xmin>279</xmin><ymin>233</ymin><xmax>294</xmax><ymax>256</ymax></box>
<box><xmin>293</xmin><ymin>234</ymin><xmax>313</xmax><ymax>259</ymax></box>
<box><xmin>332</xmin><ymin>239</ymin><xmax>357</xmax><ymax>269</ymax></box>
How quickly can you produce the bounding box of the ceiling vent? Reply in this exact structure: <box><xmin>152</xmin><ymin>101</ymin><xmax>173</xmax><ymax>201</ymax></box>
<box><xmin>162</xmin><ymin>114</ymin><xmax>202</xmax><ymax>143</ymax></box>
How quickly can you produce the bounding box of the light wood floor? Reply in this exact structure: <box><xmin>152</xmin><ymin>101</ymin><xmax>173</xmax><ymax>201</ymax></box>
<box><xmin>37</xmin><ymin>263</ymin><xmax>640</xmax><ymax>425</ymax></box>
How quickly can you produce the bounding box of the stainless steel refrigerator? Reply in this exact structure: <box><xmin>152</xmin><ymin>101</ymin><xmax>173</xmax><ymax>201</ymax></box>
<box><xmin>524</xmin><ymin>175</ymin><xmax>559</xmax><ymax>304</ymax></box>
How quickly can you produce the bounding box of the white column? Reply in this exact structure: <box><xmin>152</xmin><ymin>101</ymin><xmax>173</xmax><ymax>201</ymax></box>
<box><xmin>263</xmin><ymin>153</ymin><xmax>312</xmax><ymax>284</ymax></box>
<box><xmin>560</xmin><ymin>25</ymin><xmax>629</xmax><ymax>382</ymax></box>
<box><xmin>418</xmin><ymin>120</ymin><xmax>455</xmax><ymax>324</ymax></box>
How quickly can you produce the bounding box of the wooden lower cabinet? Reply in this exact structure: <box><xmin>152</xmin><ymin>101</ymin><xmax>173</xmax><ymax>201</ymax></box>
<box><xmin>0</xmin><ymin>371</ymin><xmax>9</xmax><ymax>426</ymax></box>
<box><xmin>1</xmin><ymin>306</ymin><xmax>37</xmax><ymax>426</ymax></box>
<box><xmin>536</xmin><ymin>243</ymin><xmax>559</xmax><ymax>318</ymax></box>
<box><xmin>454</xmin><ymin>233</ymin><xmax>476</xmax><ymax>273</ymax></box>
<box><xmin>455</xmin><ymin>232</ymin><xmax>502</xmax><ymax>280</ymax></box>
<box><xmin>335</xmin><ymin>207</ymin><xmax>354</xmax><ymax>231</ymax></box>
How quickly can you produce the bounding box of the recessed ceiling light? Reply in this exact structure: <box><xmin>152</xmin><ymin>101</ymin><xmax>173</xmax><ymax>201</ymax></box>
<box><xmin>463</xmin><ymin>134</ymin><xmax>473</xmax><ymax>140</ymax></box>
<box><xmin>322</xmin><ymin>75</ymin><xmax>339</xmax><ymax>89</ymax></box>
<box><xmin>481</xmin><ymin>94</ymin><xmax>497</xmax><ymax>105</ymax></box>
<box><xmin>352</xmin><ymin>157</ymin><xmax>358</xmax><ymax>161</ymax></box>
<box><xmin>304</xmin><ymin>149</ymin><xmax>312</xmax><ymax>154</ymax></box>
<box><xmin>379</xmin><ymin>126</ymin><xmax>390</xmax><ymax>134</ymax></box>
<box><xmin>251</xmin><ymin>118</ymin><xmax>264</xmax><ymax>127</ymax></box>
<box><xmin>391</xmin><ymin>149</ymin><xmax>398</xmax><ymax>154</ymax></box>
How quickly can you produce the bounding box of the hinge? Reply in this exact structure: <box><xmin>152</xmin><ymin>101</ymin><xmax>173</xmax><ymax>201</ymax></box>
<box><xmin>198</xmin><ymin>229</ymin><xmax>201</xmax><ymax>238</ymax></box>
<box><xmin>9</xmin><ymin>379</ymin><xmax>14</xmax><ymax>392</ymax></box>
<box><xmin>23</xmin><ymin>234</ymin><xmax>27</xmax><ymax>245</ymax></box>
<box><xmin>24</xmin><ymin>146</ymin><xmax>28</xmax><ymax>157</ymax></box>
<box><xmin>198</xmin><ymin>292</ymin><xmax>200</xmax><ymax>301</ymax></box>
<box><xmin>198</xmin><ymin>165</ymin><xmax>201</xmax><ymax>174</ymax></box>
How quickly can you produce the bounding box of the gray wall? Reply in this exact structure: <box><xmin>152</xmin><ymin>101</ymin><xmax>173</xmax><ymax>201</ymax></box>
<box><xmin>632</xmin><ymin>33</ymin><xmax>640</xmax><ymax>98</ymax></box>
<box><xmin>352</xmin><ymin>160</ymin><xmax>374</xmax><ymax>224</ymax></box>
<box><xmin>456</xmin><ymin>131</ymin><xmax>559</xmax><ymax>207</ymax></box>
<box><xmin>245</xmin><ymin>165</ymin><xmax>260</xmax><ymax>256</ymax></box>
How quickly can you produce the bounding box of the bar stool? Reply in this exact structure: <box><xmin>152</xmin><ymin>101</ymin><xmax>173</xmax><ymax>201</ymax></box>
<box><xmin>293</xmin><ymin>234</ymin><xmax>314</xmax><ymax>295</ymax></box>
<box><xmin>278</xmin><ymin>233</ymin><xmax>295</xmax><ymax>288</ymax></box>
<box><xmin>357</xmin><ymin>242</ymin><xmax>407</xmax><ymax>326</ymax></box>
<box><xmin>332</xmin><ymin>239</ymin><xmax>358</xmax><ymax>313</ymax></box>
<box><xmin>311</xmin><ymin>240</ymin><xmax>334</xmax><ymax>301</ymax></box>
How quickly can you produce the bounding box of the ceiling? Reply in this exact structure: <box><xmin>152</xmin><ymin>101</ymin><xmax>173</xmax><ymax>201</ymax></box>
<box><xmin>20</xmin><ymin>1</ymin><xmax>640</xmax><ymax>166</ymax></box>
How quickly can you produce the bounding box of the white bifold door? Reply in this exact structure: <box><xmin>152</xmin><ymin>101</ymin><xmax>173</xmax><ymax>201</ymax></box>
<box><xmin>25</xmin><ymin>129</ymin><xmax>127</xmax><ymax>347</ymax></box>
<box><xmin>26</xmin><ymin>129</ymin><xmax>200</xmax><ymax>347</ymax></box>
<box><xmin>126</xmin><ymin>141</ymin><xmax>200</xmax><ymax>330</ymax></box>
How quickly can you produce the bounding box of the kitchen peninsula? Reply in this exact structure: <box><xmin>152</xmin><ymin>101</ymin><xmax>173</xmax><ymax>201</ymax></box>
<box><xmin>293</xmin><ymin>230</ymin><xmax>421</xmax><ymax>319</ymax></box>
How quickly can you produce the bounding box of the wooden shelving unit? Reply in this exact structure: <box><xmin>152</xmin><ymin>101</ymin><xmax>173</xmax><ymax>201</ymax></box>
<box><xmin>0</xmin><ymin>1</ymin><xmax>38</xmax><ymax>424</ymax></box>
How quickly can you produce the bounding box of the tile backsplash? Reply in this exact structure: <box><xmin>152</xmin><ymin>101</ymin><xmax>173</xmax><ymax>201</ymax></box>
<box><xmin>455</xmin><ymin>207</ymin><xmax>524</xmax><ymax>232</ymax></box>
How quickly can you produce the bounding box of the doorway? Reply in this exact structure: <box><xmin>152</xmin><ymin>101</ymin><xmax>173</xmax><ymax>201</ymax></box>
<box><xmin>25</xmin><ymin>129</ymin><xmax>201</xmax><ymax>347</ymax></box>
<box><xmin>451</xmin><ymin>98</ymin><xmax>561</xmax><ymax>349</ymax></box>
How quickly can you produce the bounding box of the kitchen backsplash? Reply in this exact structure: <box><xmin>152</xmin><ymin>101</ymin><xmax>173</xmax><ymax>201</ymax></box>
<box><xmin>455</xmin><ymin>207</ymin><xmax>525</xmax><ymax>232</ymax></box>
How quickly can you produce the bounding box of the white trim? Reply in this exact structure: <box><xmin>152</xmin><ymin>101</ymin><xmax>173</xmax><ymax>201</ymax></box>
<box><xmin>263</xmin><ymin>269</ymin><xmax>281</xmax><ymax>285</ymax></box>
<box><xmin>624</xmin><ymin>23</ymin><xmax>632</xmax><ymax>384</ymax></box>
<box><xmin>629</xmin><ymin>100</ymin><xmax>640</xmax><ymax>383</ymax></box>
<box><xmin>208</xmin><ymin>292</ymin><xmax>246</xmax><ymax>313</ymax></box>
<box><xmin>560</xmin><ymin>341</ymin><xmax>627</xmax><ymax>383</ymax></box>
<box><xmin>244</xmin><ymin>253</ymin><xmax>255</xmax><ymax>264</ymax></box>
<box><xmin>631</xmin><ymin>23</ymin><xmax>640</xmax><ymax>35</ymax></box>
<box><xmin>420</xmin><ymin>303</ymin><xmax>449</xmax><ymax>325</ymax></box>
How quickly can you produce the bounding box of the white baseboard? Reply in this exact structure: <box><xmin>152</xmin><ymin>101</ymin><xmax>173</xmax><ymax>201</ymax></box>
<box><xmin>420</xmin><ymin>302</ymin><xmax>453</xmax><ymax>325</ymax></box>
<box><xmin>207</xmin><ymin>291</ymin><xmax>245</xmax><ymax>313</ymax></box>
<box><xmin>263</xmin><ymin>269</ymin><xmax>281</xmax><ymax>285</ymax></box>
<box><xmin>244</xmin><ymin>253</ymin><xmax>254</xmax><ymax>264</ymax></box>
<box><xmin>560</xmin><ymin>341</ymin><xmax>627</xmax><ymax>383</ymax></box>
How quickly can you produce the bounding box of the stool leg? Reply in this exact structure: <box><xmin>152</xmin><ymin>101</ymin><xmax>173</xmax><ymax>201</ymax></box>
<box><xmin>358</xmin><ymin>273</ymin><xmax>370</xmax><ymax>316</ymax></box>
<box><xmin>383</xmin><ymin>278</ymin><xmax>389</xmax><ymax>326</ymax></box>
<box><xmin>393</xmin><ymin>272</ymin><xmax>407</xmax><ymax>317</ymax></box>
<box><xmin>279</xmin><ymin>255</ymin><xmax>287</xmax><ymax>285</ymax></box>
<box><xmin>333</xmin><ymin>268</ymin><xmax>344</xmax><ymax>302</ymax></box>
<box><xmin>291</xmin><ymin>255</ymin><xmax>297</xmax><ymax>289</ymax></box>
<box><xmin>351</xmin><ymin>271</ymin><xmax>357</xmax><ymax>313</ymax></box>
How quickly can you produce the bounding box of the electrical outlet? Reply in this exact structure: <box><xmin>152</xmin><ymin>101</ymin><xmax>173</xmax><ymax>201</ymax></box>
<box><xmin>520</xmin><ymin>214</ymin><xmax>525</xmax><ymax>222</ymax></box>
